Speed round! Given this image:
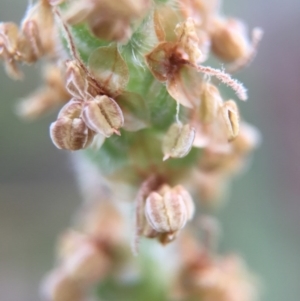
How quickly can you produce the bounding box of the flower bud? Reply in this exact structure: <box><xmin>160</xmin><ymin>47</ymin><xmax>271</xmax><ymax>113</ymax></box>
<box><xmin>82</xmin><ymin>95</ymin><xmax>124</xmax><ymax>137</ymax></box>
<box><xmin>162</xmin><ymin>123</ymin><xmax>195</xmax><ymax>161</ymax></box>
<box><xmin>221</xmin><ymin>100</ymin><xmax>240</xmax><ymax>141</ymax></box>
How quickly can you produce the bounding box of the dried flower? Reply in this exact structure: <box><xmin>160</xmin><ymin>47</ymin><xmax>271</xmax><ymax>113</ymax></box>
<box><xmin>146</xmin><ymin>18</ymin><xmax>248</xmax><ymax>107</ymax></box>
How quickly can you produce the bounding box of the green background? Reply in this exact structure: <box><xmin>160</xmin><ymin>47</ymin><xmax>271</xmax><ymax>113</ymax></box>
<box><xmin>0</xmin><ymin>0</ymin><xmax>300</xmax><ymax>300</ymax></box>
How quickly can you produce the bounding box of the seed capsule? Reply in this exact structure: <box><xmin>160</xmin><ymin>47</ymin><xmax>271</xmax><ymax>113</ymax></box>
<box><xmin>162</xmin><ymin>123</ymin><xmax>195</xmax><ymax>161</ymax></box>
<box><xmin>145</xmin><ymin>190</ymin><xmax>188</xmax><ymax>233</ymax></box>
<box><xmin>144</xmin><ymin>184</ymin><xmax>195</xmax><ymax>236</ymax></box>
<box><xmin>82</xmin><ymin>95</ymin><xmax>124</xmax><ymax>137</ymax></box>
<box><xmin>199</xmin><ymin>83</ymin><xmax>223</xmax><ymax>124</ymax></box>
<box><xmin>211</xmin><ymin>18</ymin><xmax>250</xmax><ymax>62</ymax></box>
<box><xmin>21</xmin><ymin>20</ymin><xmax>43</xmax><ymax>58</ymax></box>
<box><xmin>63</xmin><ymin>241</ymin><xmax>110</xmax><ymax>285</ymax></box>
<box><xmin>41</xmin><ymin>269</ymin><xmax>84</xmax><ymax>301</ymax></box>
<box><xmin>221</xmin><ymin>100</ymin><xmax>240</xmax><ymax>141</ymax></box>
<box><xmin>173</xmin><ymin>185</ymin><xmax>195</xmax><ymax>220</ymax></box>
<box><xmin>65</xmin><ymin>60</ymin><xmax>87</xmax><ymax>100</ymax></box>
<box><xmin>50</xmin><ymin>100</ymin><xmax>94</xmax><ymax>150</ymax></box>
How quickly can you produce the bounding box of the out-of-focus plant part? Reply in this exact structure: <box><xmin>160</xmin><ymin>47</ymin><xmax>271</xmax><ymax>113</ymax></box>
<box><xmin>0</xmin><ymin>0</ymin><xmax>264</xmax><ymax>300</ymax></box>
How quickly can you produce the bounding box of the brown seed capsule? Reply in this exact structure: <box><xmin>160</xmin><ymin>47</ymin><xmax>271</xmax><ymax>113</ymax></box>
<box><xmin>50</xmin><ymin>100</ymin><xmax>94</xmax><ymax>150</ymax></box>
<box><xmin>232</xmin><ymin>122</ymin><xmax>261</xmax><ymax>154</ymax></box>
<box><xmin>173</xmin><ymin>185</ymin><xmax>195</xmax><ymax>220</ymax></box>
<box><xmin>0</xmin><ymin>22</ymin><xmax>19</xmax><ymax>54</ymax></box>
<box><xmin>21</xmin><ymin>19</ymin><xmax>43</xmax><ymax>59</ymax></box>
<box><xmin>82</xmin><ymin>95</ymin><xmax>124</xmax><ymax>137</ymax></box>
<box><xmin>64</xmin><ymin>0</ymin><xmax>150</xmax><ymax>42</ymax></box>
<box><xmin>162</xmin><ymin>123</ymin><xmax>196</xmax><ymax>161</ymax></box>
<box><xmin>221</xmin><ymin>100</ymin><xmax>240</xmax><ymax>141</ymax></box>
<box><xmin>50</xmin><ymin>117</ymin><xmax>94</xmax><ymax>151</ymax></box>
<box><xmin>65</xmin><ymin>60</ymin><xmax>88</xmax><ymax>100</ymax></box>
<box><xmin>145</xmin><ymin>189</ymin><xmax>190</xmax><ymax>233</ymax></box>
<box><xmin>63</xmin><ymin>241</ymin><xmax>110</xmax><ymax>285</ymax></box>
<box><xmin>211</xmin><ymin>18</ymin><xmax>251</xmax><ymax>62</ymax></box>
<box><xmin>0</xmin><ymin>22</ymin><xmax>23</xmax><ymax>78</ymax></box>
<box><xmin>41</xmin><ymin>269</ymin><xmax>84</xmax><ymax>301</ymax></box>
<box><xmin>199</xmin><ymin>83</ymin><xmax>223</xmax><ymax>124</ymax></box>
<box><xmin>21</xmin><ymin>0</ymin><xmax>56</xmax><ymax>58</ymax></box>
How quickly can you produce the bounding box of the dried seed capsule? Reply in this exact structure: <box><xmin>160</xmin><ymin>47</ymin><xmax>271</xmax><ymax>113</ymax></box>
<box><xmin>50</xmin><ymin>100</ymin><xmax>94</xmax><ymax>150</ymax></box>
<box><xmin>232</xmin><ymin>122</ymin><xmax>261</xmax><ymax>154</ymax></box>
<box><xmin>20</xmin><ymin>0</ymin><xmax>56</xmax><ymax>58</ymax></box>
<box><xmin>173</xmin><ymin>185</ymin><xmax>195</xmax><ymax>220</ymax></box>
<box><xmin>221</xmin><ymin>100</ymin><xmax>240</xmax><ymax>141</ymax></box>
<box><xmin>41</xmin><ymin>269</ymin><xmax>84</xmax><ymax>301</ymax></box>
<box><xmin>0</xmin><ymin>22</ymin><xmax>19</xmax><ymax>54</ymax></box>
<box><xmin>65</xmin><ymin>60</ymin><xmax>88</xmax><ymax>100</ymax></box>
<box><xmin>82</xmin><ymin>95</ymin><xmax>124</xmax><ymax>137</ymax></box>
<box><xmin>145</xmin><ymin>190</ymin><xmax>188</xmax><ymax>233</ymax></box>
<box><xmin>199</xmin><ymin>83</ymin><xmax>223</xmax><ymax>124</ymax></box>
<box><xmin>57</xmin><ymin>99</ymin><xmax>83</xmax><ymax>119</ymax></box>
<box><xmin>50</xmin><ymin>117</ymin><xmax>94</xmax><ymax>151</ymax></box>
<box><xmin>63</xmin><ymin>241</ymin><xmax>110</xmax><ymax>285</ymax></box>
<box><xmin>211</xmin><ymin>18</ymin><xmax>251</xmax><ymax>62</ymax></box>
<box><xmin>162</xmin><ymin>123</ymin><xmax>195</xmax><ymax>161</ymax></box>
<box><xmin>21</xmin><ymin>19</ymin><xmax>43</xmax><ymax>58</ymax></box>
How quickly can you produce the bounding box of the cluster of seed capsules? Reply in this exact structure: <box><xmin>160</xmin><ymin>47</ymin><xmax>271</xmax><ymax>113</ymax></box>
<box><xmin>0</xmin><ymin>0</ymin><xmax>263</xmax><ymax>301</ymax></box>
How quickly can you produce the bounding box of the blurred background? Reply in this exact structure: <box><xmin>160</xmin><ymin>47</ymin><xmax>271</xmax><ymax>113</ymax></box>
<box><xmin>0</xmin><ymin>0</ymin><xmax>300</xmax><ymax>300</ymax></box>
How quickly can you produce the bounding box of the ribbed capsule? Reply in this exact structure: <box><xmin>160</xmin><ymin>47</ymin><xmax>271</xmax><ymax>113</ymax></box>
<box><xmin>41</xmin><ymin>269</ymin><xmax>84</xmax><ymax>301</ymax></box>
<box><xmin>50</xmin><ymin>100</ymin><xmax>94</xmax><ymax>151</ymax></box>
<box><xmin>162</xmin><ymin>123</ymin><xmax>195</xmax><ymax>161</ymax></box>
<box><xmin>65</xmin><ymin>60</ymin><xmax>87</xmax><ymax>100</ymax></box>
<box><xmin>82</xmin><ymin>95</ymin><xmax>124</xmax><ymax>137</ymax></box>
<box><xmin>144</xmin><ymin>184</ymin><xmax>195</xmax><ymax>236</ymax></box>
<box><xmin>172</xmin><ymin>185</ymin><xmax>195</xmax><ymax>220</ymax></box>
<box><xmin>145</xmin><ymin>191</ymin><xmax>188</xmax><ymax>233</ymax></box>
<box><xmin>199</xmin><ymin>83</ymin><xmax>223</xmax><ymax>124</ymax></box>
<box><xmin>211</xmin><ymin>18</ymin><xmax>250</xmax><ymax>62</ymax></box>
<box><xmin>221</xmin><ymin>100</ymin><xmax>240</xmax><ymax>141</ymax></box>
<box><xmin>63</xmin><ymin>241</ymin><xmax>110</xmax><ymax>285</ymax></box>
